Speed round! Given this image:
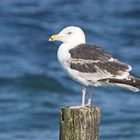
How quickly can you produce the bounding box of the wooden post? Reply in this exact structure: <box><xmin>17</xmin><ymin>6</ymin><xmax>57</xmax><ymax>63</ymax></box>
<box><xmin>59</xmin><ymin>106</ymin><xmax>101</xmax><ymax>140</ymax></box>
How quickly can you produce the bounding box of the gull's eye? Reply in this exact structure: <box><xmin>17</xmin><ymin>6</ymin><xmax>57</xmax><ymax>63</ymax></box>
<box><xmin>67</xmin><ymin>32</ymin><xmax>72</xmax><ymax>35</ymax></box>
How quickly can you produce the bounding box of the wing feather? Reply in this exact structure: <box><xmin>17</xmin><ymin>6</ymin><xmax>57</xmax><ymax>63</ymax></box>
<box><xmin>69</xmin><ymin>44</ymin><xmax>131</xmax><ymax>79</ymax></box>
<box><xmin>69</xmin><ymin>44</ymin><xmax>112</xmax><ymax>61</ymax></box>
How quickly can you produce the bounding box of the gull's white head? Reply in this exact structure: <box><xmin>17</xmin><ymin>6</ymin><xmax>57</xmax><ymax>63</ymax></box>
<box><xmin>49</xmin><ymin>26</ymin><xmax>86</xmax><ymax>45</ymax></box>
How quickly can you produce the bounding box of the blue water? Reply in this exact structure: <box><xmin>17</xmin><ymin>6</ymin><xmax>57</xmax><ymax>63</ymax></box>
<box><xmin>0</xmin><ymin>0</ymin><xmax>140</xmax><ymax>140</ymax></box>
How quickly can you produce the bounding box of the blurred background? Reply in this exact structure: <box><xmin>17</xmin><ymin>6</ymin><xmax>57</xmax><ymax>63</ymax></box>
<box><xmin>0</xmin><ymin>0</ymin><xmax>140</xmax><ymax>140</ymax></box>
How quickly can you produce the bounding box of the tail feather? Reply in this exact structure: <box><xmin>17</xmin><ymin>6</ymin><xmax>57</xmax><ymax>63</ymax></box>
<box><xmin>110</xmin><ymin>76</ymin><xmax>140</xmax><ymax>88</ymax></box>
<box><xmin>115</xmin><ymin>83</ymin><xmax>139</xmax><ymax>92</ymax></box>
<box><xmin>99</xmin><ymin>76</ymin><xmax>140</xmax><ymax>92</ymax></box>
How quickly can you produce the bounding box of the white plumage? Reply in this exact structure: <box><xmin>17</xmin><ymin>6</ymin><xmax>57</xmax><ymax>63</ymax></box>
<box><xmin>49</xmin><ymin>26</ymin><xmax>140</xmax><ymax>107</ymax></box>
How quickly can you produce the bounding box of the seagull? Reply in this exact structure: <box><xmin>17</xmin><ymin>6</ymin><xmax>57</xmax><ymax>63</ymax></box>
<box><xmin>49</xmin><ymin>26</ymin><xmax>140</xmax><ymax>107</ymax></box>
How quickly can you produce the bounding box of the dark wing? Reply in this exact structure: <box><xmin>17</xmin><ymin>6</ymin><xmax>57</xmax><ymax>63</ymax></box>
<box><xmin>69</xmin><ymin>44</ymin><xmax>112</xmax><ymax>61</ymax></box>
<box><xmin>99</xmin><ymin>76</ymin><xmax>140</xmax><ymax>87</ymax></box>
<box><xmin>69</xmin><ymin>44</ymin><xmax>131</xmax><ymax>77</ymax></box>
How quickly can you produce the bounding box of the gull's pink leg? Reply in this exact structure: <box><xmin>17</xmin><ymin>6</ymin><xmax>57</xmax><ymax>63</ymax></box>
<box><xmin>81</xmin><ymin>86</ymin><xmax>86</xmax><ymax>107</ymax></box>
<box><xmin>69</xmin><ymin>86</ymin><xmax>86</xmax><ymax>109</ymax></box>
<box><xmin>87</xmin><ymin>87</ymin><xmax>94</xmax><ymax>106</ymax></box>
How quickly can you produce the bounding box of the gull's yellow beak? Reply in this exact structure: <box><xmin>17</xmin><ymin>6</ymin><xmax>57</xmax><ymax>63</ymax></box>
<box><xmin>49</xmin><ymin>34</ymin><xmax>61</xmax><ymax>41</ymax></box>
